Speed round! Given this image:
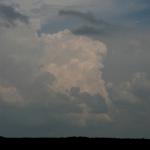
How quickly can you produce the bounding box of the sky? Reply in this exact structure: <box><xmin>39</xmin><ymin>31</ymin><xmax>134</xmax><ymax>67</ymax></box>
<box><xmin>0</xmin><ymin>0</ymin><xmax>150</xmax><ymax>138</ymax></box>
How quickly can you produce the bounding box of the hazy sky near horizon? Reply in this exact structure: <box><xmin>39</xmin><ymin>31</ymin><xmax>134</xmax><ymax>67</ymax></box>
<box><xmin>0</xmin><ymin>0</ymin><xmax>150</xmax><ymax>138</ymax></box>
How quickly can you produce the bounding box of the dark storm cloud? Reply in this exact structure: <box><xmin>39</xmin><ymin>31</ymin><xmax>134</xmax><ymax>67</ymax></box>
<box><xmin>59</xmin><ymin>10</ymin><xmax>99</xmax><ymax>24</ymax></box>
<box><xmin>58</xmin><ymin>9</ymin><xmax>113</xmax><ymax>27</ymax></box>
<box><xmin>58</xmin><ymin>9</ymin><xmax>121</xmax><ymax>36</ymax></box>
<box><xmin>0</xmin><ymin>3</ymin><xmax>29</xmax><ymax>27</ymax></box>
<box><xmin>72</xmin><ymin>24</ymin><xmax>119</xmax><ymax>36</ymax></box>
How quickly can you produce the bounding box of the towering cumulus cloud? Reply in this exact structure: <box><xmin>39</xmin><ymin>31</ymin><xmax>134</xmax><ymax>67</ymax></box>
<box><xmin>40</xmin><ymin>29</ymin><xmax>111</xmax><ymax>106</ymax></box>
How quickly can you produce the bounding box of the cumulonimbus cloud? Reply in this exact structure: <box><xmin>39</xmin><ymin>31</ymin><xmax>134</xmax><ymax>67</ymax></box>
<box><xmin>39</xmin><ymin>30</ymin><xmax>109</xmax><ymax>101</ymax></box>
<box><xmin>0</xmin><ymin>19</ymin><xmax>112</xmax><ymax>128</ymax></box>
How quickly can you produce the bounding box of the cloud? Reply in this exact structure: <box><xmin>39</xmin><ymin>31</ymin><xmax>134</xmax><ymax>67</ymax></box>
<box><xmin>0</xmin><ymin>19</ymin><xmax>112</xmax><ymax>136</ymax></box>
<box><xmin>44</xmin><ymin>9</ymin><xmax>120</xmax><ymax>36</ymax></box>
<box><xmin>72</xmin><ymin>24</ymin><xmax>120</xmax><ymax>36</ymax></box>
<box><xmin>106</xmin><ymin>72</ymin><xmax>150</xmax><ymax>138</ymax></box>
<box><xmin>0</xmin><ymin>17</ymin><xmax>109</xmax><ymax>102</ymax></box>
<box><xmin>108</xmin><ymin>73</ymin><xmax>150</xmax><ymax>105</ymax></box>
<box><xmin>0</xmin><ymin>24</ymin><xmax>149</xmax><ymax>138</ymax></box>
<box><xmin>39</xmin><ymin>30</ymin><xmax>111</xmax><ymax>103</ymax></box>
<box><xmin>0</xmin><ymin>0</ymin><xmax>150</xmax><ymax>138</ymax></box>
<box><xmin>0</xmin><ymin>3</ymin><xmax>29</xmax><ymax>27</ymax></box>
<box><xmin>0</xmin><ymin>85</ymin><xmax>23</xmax><ymax>105</ymax></box>
<box><xmin>39</xmin><ymin>29</ymin><xmax>113</xmax><ymax>116</ymax></box>
<box><xmin>59</xmin><ymin>10</ymin><xmax>99</xmax><ymax>24</ymax></box>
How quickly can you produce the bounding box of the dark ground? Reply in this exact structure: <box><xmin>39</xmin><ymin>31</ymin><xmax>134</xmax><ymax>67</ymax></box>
<box><xmin>0</xmin><ymin>137</ymin><xmax>150</xmax><ymax>145</ymax></box>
